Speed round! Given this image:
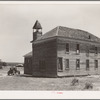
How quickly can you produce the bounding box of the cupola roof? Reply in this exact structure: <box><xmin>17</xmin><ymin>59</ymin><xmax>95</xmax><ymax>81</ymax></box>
<box><xmin>33</xmin><ymin>20</ymin><xmax>42</xmax><ymax>29</ymax></box>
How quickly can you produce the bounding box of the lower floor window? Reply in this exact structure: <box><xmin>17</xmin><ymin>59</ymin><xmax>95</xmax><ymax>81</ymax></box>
<box><xmin>58</xmin><ymin>58</ymin><xmax>63</xmax><ymax>71</ymax></box>
<box><xmin>86</xmin><ymin>59</ymin><xmax>89</xmax><ymax>70</ymax></box>
<box><xmin>95</xmin><ymin>60</ymin><xmax>98</xmax><ymax>69</ymax></box>
<box><xmin>57</xmin><ymin>58</ymin><xmax>99</xmax><ymax>72</ymax></box>
<box><xmin>65</xmin><ymin>59</ymin><xmax>69</xmax><ymax>70</ymax></box>
<box><xmin>76</xmin><ymin>59</ymin><xmax>80</xmax><ymax>70</ymax></box>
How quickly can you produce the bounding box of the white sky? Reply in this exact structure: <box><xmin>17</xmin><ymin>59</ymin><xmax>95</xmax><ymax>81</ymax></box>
<box><xmin>0</xmin><ymin>2</ymin><xmax>100</xmax><ymax>62</ymax></box>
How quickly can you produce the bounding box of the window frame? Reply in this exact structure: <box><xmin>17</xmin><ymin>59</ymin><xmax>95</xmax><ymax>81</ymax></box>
<box><xmin>58</xmin><ymin>57</ymin><xmax>63</xmax><ymax>72</ymax></box>
<box><xmin>76</xmin><ymin>59</ymin><xmax>80</xmax><ymax>70</ymax></box>
<box><xmin>94</xmin><ymin>60</ymin><xmax>98</xmax><ymax>69</ymax></box>
<box><xmin>95</xmin><ymin>47</ymin><xmax>98</xmax><ymax>54</ymax></box>
<box><xmin>86</xmin><ymin>59</ymin><xmax>89</xmax><ymax>70</ymax></box>
<box><xmin>66</xmin><ymin>43</ymin><xmax>69</xmax><ymax>53</ymax></box>
<box><xmin>65</xmin><ymin>59</ymin><xmax>69</xmax><ymax>70</ymax></box>
<box><xmin>76</xmin><ymin>44</ymin><xmax>80</xmax><ymax>54</ymax></box>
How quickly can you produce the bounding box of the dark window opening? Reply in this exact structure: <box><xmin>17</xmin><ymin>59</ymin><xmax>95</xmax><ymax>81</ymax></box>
<box><xmin>95</xmin><ymin>60</ymin><xmax>98</xmax><ymax>69</ymax></box>
<box><xmin>39</xmin><ymin>60</ymin><xmax>46</xmax><ymax>71</ymax></box>
<box><xmin>76</xmin><ymin>44</ymin><xmax>80</xmax><ymax>54</ymax></box>
<box><xmin>76</xmin><ymin>59</ymin><xmax>80</xmax><ymax>70</ymax></box>
<box><xmin>66</xmin><ymin>43</ymin><xmax>69</xmax><ymax>52</ymax></box>
<box><xmin>95</xmin><ymin>47</ymin><xmax>98</xmax><ymax>54</ymax></box>
<box><xmin>65</xmin><ymin>59</ymin><xmax>69</xmax><ymax>70</ymax></box>
<box><xmin>58</xmin><ymin>58</ymin><xmax>63</xmax><ymax>71</ymax></box>
<box><xmin>86</xmin><ymin>59</ymin><xmax>89</xmax><ymax>70</ymax></box>
<box><xmin>88</xmin><ymin>35</ymin><xmax>91</xmax><ymax>39</ymax></box>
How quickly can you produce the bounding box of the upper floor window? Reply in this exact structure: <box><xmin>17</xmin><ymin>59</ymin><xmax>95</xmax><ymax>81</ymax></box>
<box><xmin>66</xmin><ymin>43</ymin><xmax>69</xmax><ymax>52</ymax></box>
<box><xmin>88</xmin><ymin>35</ymin><xmax>91</xmax><ymax>39</ymax></box>
<box><xmin>95</xmin><ymin>47</ymin><xmax>98</xmax><ymax>54</ymax></box>
<box><xmin>76</xmin><ymin>44</ymin><xmax>80</xmax><ymax>54</ymax></box>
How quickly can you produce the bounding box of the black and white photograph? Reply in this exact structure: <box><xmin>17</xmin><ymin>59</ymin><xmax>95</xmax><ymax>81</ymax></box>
<box><xmin>0</xmin><ymin>1</ymin><xmax>100</xmax><ymax>99</ymax></box>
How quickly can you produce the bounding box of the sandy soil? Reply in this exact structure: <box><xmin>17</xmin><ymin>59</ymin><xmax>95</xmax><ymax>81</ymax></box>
<box><xmin>0</xmin><ymin>66</ymin><xmax>100</xmax><ymax>90</ymax></box>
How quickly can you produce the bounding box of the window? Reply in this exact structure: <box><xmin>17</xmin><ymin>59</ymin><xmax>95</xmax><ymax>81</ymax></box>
<box><xmin>39</xmin><ymin>60</ymin><xmax>46</xmax><ymax>71</ymax></box>
<box><xmin>88</xmin><ymin>35</ymin><xmax>91</xmax><ymax>39</ymax></box>
<box><xmin>65</xmin><ymin>59</ymin><xmax>69</xmax><ymax>70</ymax></box>
<box><xmin>76</xmin><ymin>44</ymin><xmax>80</xmax><ymax>54</ymax></box>
<box><xmin>95</xmin><ymin>60</ymin><xmax>98</xmax><ymax>69</ymax></box>
<box><xmin>58</xmin><ymin>58</ymin><xmax>63</xmax><ymax>71</ymax></box>
<box><xmin>76</xmin><ymin>59</ymin><xmax>80</xmax><ymax>70</ymax></box>
<box><xmin>33</xmin><ymin>29</ymin><xmax>38</xmax><ymax>32</ymax></box>
<box><xmin>95</xmin><ymin>47</ymin><xmax>98</xmax><ymax>54</ymax></box>
<box><xmin>66</xmin><ymin>43</ymin><xmax>69</xmax><ymax>52</ymax></box>
<box><xmin>86</xmin><ymin>60</ymin><xmax>89</xmax><ymax>70</ymax></box>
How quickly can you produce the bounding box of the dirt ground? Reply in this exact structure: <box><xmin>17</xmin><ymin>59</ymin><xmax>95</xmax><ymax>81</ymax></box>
<box><xmin>0</xmin><ymin>66</ymin><xmax>100</xmax><ymax>90</ymax></box>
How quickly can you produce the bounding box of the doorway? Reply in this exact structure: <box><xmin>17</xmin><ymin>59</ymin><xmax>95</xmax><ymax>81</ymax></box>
<box><xmin>58</xmin><ymin>58</ymin><xmax>63</xmax><ymax>71</ymax></box>
<box><xmin>65</xmin><ymin>59</ymin><xmax>69</xmax><ymax>70</ymax></box>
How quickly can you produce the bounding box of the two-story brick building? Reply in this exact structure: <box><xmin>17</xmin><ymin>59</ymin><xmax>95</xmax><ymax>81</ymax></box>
<box><xmin>24</xmin><ymin>20</ymin><xmax>100</xmax><ymax>77</ymax></box>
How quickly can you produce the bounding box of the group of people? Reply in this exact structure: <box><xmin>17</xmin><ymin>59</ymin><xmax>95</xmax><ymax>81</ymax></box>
<box><xmin>8</xmin><ymin>66</ymin><xmax>20</xmax><ymax>75</ymax></box>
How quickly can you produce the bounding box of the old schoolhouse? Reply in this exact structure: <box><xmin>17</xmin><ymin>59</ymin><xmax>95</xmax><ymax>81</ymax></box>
<box><xmin>24</xmin><ymin>20</ymin><xmax>100</xmax><ymax>77</ymax></box>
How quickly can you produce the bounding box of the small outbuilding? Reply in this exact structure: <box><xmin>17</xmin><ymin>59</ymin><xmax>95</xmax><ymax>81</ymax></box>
<box><xmin>24</xmin><ymin>51</ymin><xmax>32</xmax><ymax>75</ymax></box>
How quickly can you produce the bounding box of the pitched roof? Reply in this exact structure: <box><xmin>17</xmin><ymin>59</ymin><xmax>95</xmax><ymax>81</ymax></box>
<box><xmin>35</xmin><ymin>26</ymin><xmax>100</xmax><ymax>43</ymax></box>
<box><xmin>24</xmin><ymin>51</ymin><xmax>32</xmax><ymax>58</ymax></box>
<box><xmin>33</xmin><ymin>20</ymin><xmax>42</xmax><ymax>29</ymax></box>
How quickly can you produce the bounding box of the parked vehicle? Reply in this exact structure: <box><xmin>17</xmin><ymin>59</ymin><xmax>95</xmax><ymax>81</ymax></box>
<box><xmin>16</xmin><ymin>64</ymin><xmax>23</xmax><ymax>67</ymax></box>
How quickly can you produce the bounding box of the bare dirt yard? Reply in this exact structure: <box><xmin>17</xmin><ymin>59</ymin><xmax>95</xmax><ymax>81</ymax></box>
<box><xmin>0</xmin><ymin>66</ymin><xmax>100</xmax><ymax>90</ymax></box>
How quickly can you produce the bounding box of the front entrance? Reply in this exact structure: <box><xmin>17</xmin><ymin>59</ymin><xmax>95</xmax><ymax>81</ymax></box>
<box><xmin>58</xmin><ymin>58</ymin><xmax>63</xmax><ymax>71</ymax></box>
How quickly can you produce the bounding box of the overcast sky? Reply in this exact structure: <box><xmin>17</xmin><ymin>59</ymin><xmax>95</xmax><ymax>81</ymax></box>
<box><xmin>0</xmin><ymin>2</ymin><xmax>100</xmax><ymax>62</ymax></box>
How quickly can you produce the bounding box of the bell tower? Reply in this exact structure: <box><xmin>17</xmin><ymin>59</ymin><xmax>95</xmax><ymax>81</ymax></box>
<box><xmin>32</xmin><ymin>20</ymin><xmax>42</xmax><ymax>41</ymax></box>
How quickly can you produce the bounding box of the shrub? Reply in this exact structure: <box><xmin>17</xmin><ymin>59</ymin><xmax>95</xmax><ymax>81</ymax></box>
<box><xmin>84</xmin><ymin>82</ymin><xmax>93</xmax><ymax>90</ymax></box>
<box><xmin>71</xmin><ymin>78</ymin><xmax>79</xmax><ymax>86</ymax></box>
